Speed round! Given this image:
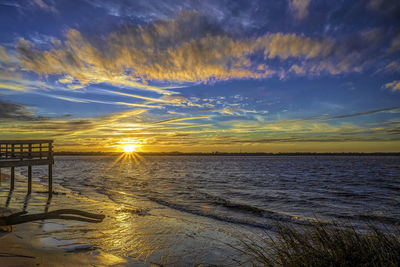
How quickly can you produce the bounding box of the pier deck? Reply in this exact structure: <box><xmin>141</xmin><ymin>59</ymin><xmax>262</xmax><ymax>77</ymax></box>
<box><xmin>0</xmin><ymin>140</ymin><xmax>54</xmax><ymax>196</ymax></box>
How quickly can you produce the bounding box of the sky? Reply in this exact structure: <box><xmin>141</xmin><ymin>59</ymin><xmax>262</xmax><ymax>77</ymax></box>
<box><xmin>0</xmin><ymin>0</ymin><xmax>399</xmax><ymax>152</ymax></box>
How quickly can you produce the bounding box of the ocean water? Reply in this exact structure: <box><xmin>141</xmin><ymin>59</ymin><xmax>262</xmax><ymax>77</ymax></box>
<box><xmin>1</xmin><ymin>155</ymin><xmax>400</xmax><ymax>264</ymax></box>
<box><xmin>50</xmin><ymin>155</ymin><xmax>400</xmax><ymax>227</ymax></box>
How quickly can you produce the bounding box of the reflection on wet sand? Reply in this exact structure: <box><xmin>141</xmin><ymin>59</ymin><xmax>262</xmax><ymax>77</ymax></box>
<box><xmin>0</xmin><ymin>161</ymin><xmax>254</xmax><ymax>265</ymax></box>
<box><xmin>5</xmin><ymin>189</ymin><xmax>12</xmax><ymax>208</ymax></box>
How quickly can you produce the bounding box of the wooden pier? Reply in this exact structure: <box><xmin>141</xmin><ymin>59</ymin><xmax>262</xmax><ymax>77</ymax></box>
<box><xmin>0</xmin><ymin>140</ymin><xmax>54</xmax><ymax>196</ymax></box>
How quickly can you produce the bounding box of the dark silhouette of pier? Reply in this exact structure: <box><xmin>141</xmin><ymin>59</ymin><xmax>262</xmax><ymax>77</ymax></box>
<box><xmin>0</xmin><ymin>140</ymin><xmax>54</xmax><ymax>197</ymax></box>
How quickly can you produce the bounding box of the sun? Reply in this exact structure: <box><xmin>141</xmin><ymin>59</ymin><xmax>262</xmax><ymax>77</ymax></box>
<box><xmin>123</xmin><ymin>144</ymin><xmax>137</xmax><ymax>153</ymax></box>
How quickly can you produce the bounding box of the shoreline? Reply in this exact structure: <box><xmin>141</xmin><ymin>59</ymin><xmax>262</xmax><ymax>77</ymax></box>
<box><xmin>0</xmin><ymin>172</ymin><xmax>127</xmax><ymax>266</ymax></box>
<box><xmin>0</xmin><ymin>224</ymin><xmax>126</xmax><ymax>266</ymax></box>
<box><xmin>0</xmin><ymin>170</ymin><xmax>251</xmax><ymax>266</ymax></box>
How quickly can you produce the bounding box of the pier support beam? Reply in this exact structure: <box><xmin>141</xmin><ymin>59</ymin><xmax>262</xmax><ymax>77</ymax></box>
<box><xmin>28</xmin><ymin>165</ymin><xmax>32</xmax><ymax>194</ymax></box>
<box><xmin>10</xmin><ymin>166</ymin><xmax>15</xmax><ymax>190</ymax></box>
<box><xmin>48</xmin><ymin>164</ymin><xmax>52</xmax><ymax>197</ymax></box>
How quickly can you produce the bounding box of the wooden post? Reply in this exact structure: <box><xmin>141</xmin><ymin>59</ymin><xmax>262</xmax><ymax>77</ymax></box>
<box><xmin>28</xmin><ymin>165</ymin><xmax>32</xmax><ymax>194</ymax></box>
<box><xmin>10</xmin><ymin>166</ymin><xmax>15</xmax><ymax>190</ymax></box>
<box><xmin>48</xmin><ymin>164</ymin><xmax>52</xmax><ymax>197</ymax></box>
<box><xmin>48</xmin><ymin>141</ymin><xmax>53</xmax><ymax>196</ymax></box>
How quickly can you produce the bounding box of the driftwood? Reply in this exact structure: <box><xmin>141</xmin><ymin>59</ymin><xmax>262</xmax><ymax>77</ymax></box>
<box><xmin>0</xmin><ymin>209</ymin><xmax>105</xmax><ymax>226</ymax></box>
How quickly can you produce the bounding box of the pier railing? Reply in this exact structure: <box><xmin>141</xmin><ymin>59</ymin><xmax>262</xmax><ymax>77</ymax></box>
<box><xmin>0</xmin><ymin>140</ymin><xmax>54</xmax><ymax>196</ymax></box>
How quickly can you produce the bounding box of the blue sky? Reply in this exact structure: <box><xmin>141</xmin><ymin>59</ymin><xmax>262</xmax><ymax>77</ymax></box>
<box><xmin>0</xmin><ymin>0</ymin><xmax>399</xmax><ymax>152</ymax></box>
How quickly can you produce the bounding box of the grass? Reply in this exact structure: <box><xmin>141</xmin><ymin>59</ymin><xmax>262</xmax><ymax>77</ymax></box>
<box><xmin>235</xmin><ymin>221</ymin><xmax>400</xmax><ymax>266</ymax></box>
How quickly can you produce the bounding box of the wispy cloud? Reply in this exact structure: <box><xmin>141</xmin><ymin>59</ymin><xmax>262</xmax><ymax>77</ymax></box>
<box><xmin>289</xmin><ymin>0</ymin><xmax>311</xmax><ymax>20</ymax></box>
<box><xmin>0</xmin><ymin>82</ymin><xmax>27</xmax><ymax>91</ymax></box>
<box><xmin>0</xmin><ymin>99</ymin><xmax>70</xmax><ymax>121</ymax></box>
<box><xmin>101</xmin><ymin>89</ymin><xmax>188</xmax><ymax>106</ymax></box>
<box><xmin>150</xmin><ymin>116</ymin><xmax>210</xmax><ymax>125</ymax></box>
<box><xmin>39</xmin><ymin>93</ymin><xmax>165</xmax><ymax>109</ymax></box>
<box><xmin>2</xmin><ymin>102</ymin><xmax>399</xmax><ymax>152</ymax></box>
<box><xmin>0</xmin><ymin>100</ymin><xmax>39</xmax><ymax>121</ymax></box>
<box><xmin>32</xmin><ymin>0</ymin><xmax>57</xmax><ymax>13</ymax></box>
<box><xmin>0</xmin><ymin>46</ymin><xmax>9</xmax><ymax>62</ymax></box>
<box><xmin>384</xmin><ymin>81</ymin><xmax>400</xmax><ymax>91</ymax></box>
<box><xmin>321</xmin><ymin>106</ymin><xmax>400</xmax><ymax>120</ymax></box>
<box><xmin>388</xmin><ymin>34</ymin><xmax>400</xmax><ymax>53</ymax></box>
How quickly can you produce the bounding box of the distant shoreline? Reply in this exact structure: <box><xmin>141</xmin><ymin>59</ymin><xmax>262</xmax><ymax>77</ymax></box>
<box><xmin>54</xmin><ymin>152</ymin><xmax>400</xmax><ymax>156</ymax></box>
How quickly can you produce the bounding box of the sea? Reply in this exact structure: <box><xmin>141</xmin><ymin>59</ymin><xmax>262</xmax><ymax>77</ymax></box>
<box><xmin>1</xmin><ymin>155</ymin><xmax>399</xmax><ymax>265</ymax></box>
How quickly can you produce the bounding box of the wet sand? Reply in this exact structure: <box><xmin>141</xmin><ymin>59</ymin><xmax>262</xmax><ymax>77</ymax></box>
<box><xmin>0</xmin><ymin>225</ymin><xmax>126</xmax><ymax>266</ymax></box>
<box><xmin>0</xmin><ymin>170</ymin><xmax>254</xmax><ymax>266</ymax></box>
<box><xmin>0</xmin><ymin>172</ymin><xmax>127</xmax><ymax>266</ymax></box>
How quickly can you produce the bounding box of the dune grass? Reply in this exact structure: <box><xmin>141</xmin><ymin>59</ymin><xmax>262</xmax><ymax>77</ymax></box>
<box><xmin>236</xmin><ymin>221</ymin><xmax>400</xmax><ymax>266</ymax></box>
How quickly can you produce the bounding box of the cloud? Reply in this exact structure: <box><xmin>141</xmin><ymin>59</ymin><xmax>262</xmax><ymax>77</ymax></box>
<box><xmin>367</xmin><ymin>0</ymin><xmax>400</xmax><ymax>16</ymax></box>
<box><xmin>0</xmin><ymin>75</ymin><xmax>61</xmax><ymax>92</ymax></box>
<box><xmin>101</xmin><ymin>89</ymin><xmax>188</xmax><ymax>106</ymax></box>
<box><xmin>150</xmin><ymin>116</ymin><xmax>210</xmax><ymax>125</ymax></box>
<box><xmin>384</xmin><ymin>80</ymin><xmax>400</xmax><ymax>91</ymax></box>
<box><xmin>200</xmin><ymin>107</ymin><xmax>257</xmax><ymax>116</ymax></box>
<box><xmin>0</xmin><ymin>82</ymin><xmax>27</xmax><ymax>91</ymax></box>
<box><xmin>0</xmin><ymin>100</ymin><xmax>37</xmax><ymax>120</ymax></box>
<box><xmin>32</xmin><ymin>0</ymin><xmax>57</xmax><ymax>13</ymax></box>
<box><xmin>377</xmin><ymin>61</ymin><xmax>400</xmax><ymax>73</ymax></box>
<box><xmin>39</xmin><ymin>93</ymin><xmax>164</xmax><ymax>109</ymax></box>
<box><xmin>388</xmin><ymin>34</ymin><xmax>400</xmax><ymax>53</ymax></box>
<box><xmin>15</xmin><ymin>11</ymin><xmax>340</xmax><ymax>90</ymax></box>
<box><xmin>0</xmin><ymin>108</ymin><xmax>147</xmax><ymax>139</ymax></box>
<box><xmin>289</xmin><ymin>0</ymin><xmax>311</xmax><ymax>20</ymax></box>
<box><xmin>16</xmin><ymin>36</ymin><xmax>174</xmax><ymax>95</ymax></box>
<box><xmin>0</xmin><ymin>46</ymin><xmax>9</xmax><ymax>62</ymax></box>
<box><xmin>321</xmin><ymin>106</ymin><xmax>400</xmax><ymax>120</ymax></box>
<box><xmin>0</xmin><ymin>99</ymin><xmax>70</xmax><ymax>121</ymax></box>
<box><xmin>2</xmin><ymin>101</ymin><xmax>399</xmax><ymax>151</ymax></box>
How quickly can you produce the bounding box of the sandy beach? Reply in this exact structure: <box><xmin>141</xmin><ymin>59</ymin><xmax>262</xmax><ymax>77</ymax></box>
<box><xmin>0</xmin><ymin>225</ymin><xmax>127</xmax><ymax>267</ymax></box>
<box><xmin>0</xmin><ymin>171</ymin><xmax>128</xmax><ymax>266</ymax></box>
<box><xmin>0</xmin><ymin>165</ymin><xmax>253</xmax><ymax>266</ymax></box>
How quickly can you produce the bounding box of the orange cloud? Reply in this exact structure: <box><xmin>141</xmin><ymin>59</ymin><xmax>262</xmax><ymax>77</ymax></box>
<box><xmin>384</xmin><ymin>80</ymin><xmax>400</xmax><ymax>91</ymax></box>
<box><xmin>16</xmin><ymin>11</ymin><xmax>336</xmax><ymax>89</ymax></box>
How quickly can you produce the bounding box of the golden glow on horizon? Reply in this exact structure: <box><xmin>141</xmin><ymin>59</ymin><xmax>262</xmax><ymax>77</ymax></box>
<box><xmin>123</xmin><ymin>144</ymin><xmax>137</xmax><ymax>153</ymax></box>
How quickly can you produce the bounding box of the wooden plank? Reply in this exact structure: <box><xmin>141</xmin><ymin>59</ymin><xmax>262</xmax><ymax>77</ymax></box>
<box><xmin>1</xmin><ymin>152</ymin><xmax>50</xmax><ymax>158</ymax></box>
<box><xmin>0</xmin><ymin>140</ymin><xmax>53</xmax><ymax>144</ymax></box>
<box><xmin>0</xmin><ymin>159</ymin><xmax>53</xmax><ymax>168</ymax></box>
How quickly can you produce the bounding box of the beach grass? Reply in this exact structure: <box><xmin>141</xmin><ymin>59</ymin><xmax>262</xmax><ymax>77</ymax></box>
<box><xmin>236</xmin><ymin>221</ymin><xmax>400</xmax><ymax>266</ymax></box>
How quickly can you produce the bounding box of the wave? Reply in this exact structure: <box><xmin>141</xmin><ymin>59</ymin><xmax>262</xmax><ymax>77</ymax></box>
<box><xmin>148</xmin><ymin>192</ymin><xmax>314</xmax><ymax>230</ymax></box>
<box><xmin>148</xmin><ymin>196</ymin><xmax>275</xmax><ymax>230</ymax></box>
